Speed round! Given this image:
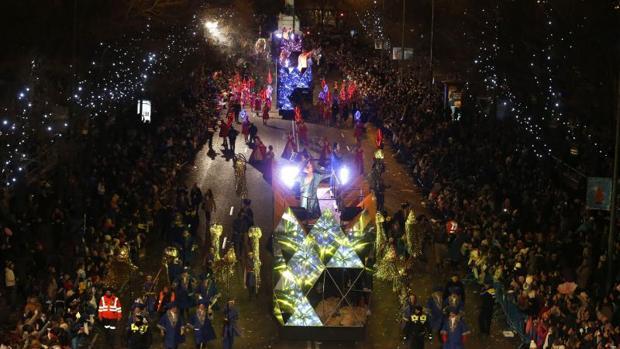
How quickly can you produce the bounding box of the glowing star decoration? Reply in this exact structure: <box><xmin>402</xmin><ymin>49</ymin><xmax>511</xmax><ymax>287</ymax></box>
<box><xmin>248</xmin><ymin>226</ymin><xmax>262</xmax><ymax>289</ymax></box>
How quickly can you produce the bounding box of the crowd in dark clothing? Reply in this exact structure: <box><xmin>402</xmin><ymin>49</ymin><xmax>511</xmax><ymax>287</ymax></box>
<box><xmin>326</xmin><ymin>39</ymin><xmax>620</xmax><ymax>347</ymax></box>
<box><xmin>0</xmin><ymin>65</ymin><xmax>225</xmax><ymax>348</ymax></box>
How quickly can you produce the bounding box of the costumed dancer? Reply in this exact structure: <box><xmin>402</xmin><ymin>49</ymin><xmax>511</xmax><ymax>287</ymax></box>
<box><xmin>354</xmin><ymin>120</ymin><xmax>364</xmax><ymax>144</ymax></box>
<box><xmin>318</xmin><ymin>137</ymin><xmax>331</xmax><ymax>168</ymax></box>
<box><xmin>219</xmin><ymin>117</ymin><xmax>230</xmax><ymax>148</ymax></box>
<box><xmin>281</xmin><ymin>132</ymin><xmax>297</xmax><ymax>160</ymax></box>
<box><xmin>298</xmin><ymin>121</ymin><xmax>308</xmax><ymax>146</ymax></box>
<box><xmin>405</xmin><ymin>209</ymin><xmax>423</xmax><ymax>258</ymax></box>
<box><xmin>222</xmin><ymin>298</ymin><xmax>240</xmax><ymax>349</ymax></box>
<box><xmin>157</xmin><ymin>285</ymin><xmax>176</xmax><ymax>315</ymax></box>
<box><xmin>262</xmin><ymin>98</ymin><xmax>271</xmax><ymax>125</ymax></box>
<box><xmin>189</xmin><ymin>299</ymin><xmax>217</xmax><ymax>349</ymax></box>
<box><xmin>253</xmin><ymin>89</ymin><xmax>262</xmax><ymax>117</ymax></box>
<box><xmin>374</xmin><ymin>238</ymin><xmax>400</xmax><ymax>292</ymax></box>
<box><xmin>157</xmin><ymin>303</ymin><xmax>186</xmax><ymax>349</ymax></box>
<box><xmin>440</xmin><ymin>308</ymin><xmax>470</xmax><ymax>349</ymax></box>
<box><xmin>426</xmin><ymin>287</ymin><xmax>445</xmax><ymax>336</ymax></box>
<box><xmin>241</xmin><ymin>115</ymin><xmax>250</xmax><ymax>144</ymax></box>
<box><xmin>249</xmin><ymin>137</ymin><xmax>266</xmax><ymax>165</ymax></box>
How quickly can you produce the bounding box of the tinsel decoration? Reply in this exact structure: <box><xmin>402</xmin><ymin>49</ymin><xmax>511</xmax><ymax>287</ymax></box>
<box><xmin>404</xmin><ymin>210</ymin><xmax>422</xmax><ymax>258</ymax></box>
<box><xmin>214</xmin><ymin>247</ymin><xmax>237</xmax><ymax>291</ymax></box>
<box><xmin>234</xmin><ymin>155</ymin><xmax>248</xmax><ymax>199</ymax></box>
<box><xmin>374</xmin><ymin>243</ymin><xmax>399</xmax><ymax>291</ymax></box>
<box><xmin>248</xmin><ymin>226</ymin><xmax>262</xmax><ymax>290</ymax></box>
<box><xmin>375</xmin><ymin>212</ymin><xmax>386</xmax><ymax>259</ymax></box>
<box><xmin>210</xmin><ymin>224</ymin><xmax>223</xmax><ymax>260</ymax></box>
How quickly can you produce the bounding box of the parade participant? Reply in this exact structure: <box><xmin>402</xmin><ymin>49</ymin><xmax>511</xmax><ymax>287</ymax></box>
<box><xmin>440</xmin><ymin>308</ymin><xmax>470</xmax><ymax>349</ymax></box>
<box><xmin>206</xmin><ymin>120</ymin><xmax>215</xmax><ymax>150</ymax></box>
<box><xmin>354</xmin><ymin>143</ymin><xmax>364</xmax><ymax>175</ymax></box>
<box><xmin>264</xmin><ymin>145</ymin><xmax>274</xmax><ymax>182</ymax></box>
<box><xmin>181</xmin><ymin>231</ymin><xmax>197</xmax><ymax>265</ymax></box>
<box><xmin>319</xmin><ymin>138</ymin><xmax>331</xmax><ymax>168</ymax></box>
<box><xmin>297</xmin><ymin>121</ymin><xmax>308</xmax><ymax>145</ymax></box>
<box><xmin>249</xmin><ymin>137</ymin><xmax>266</xmax><ymax>165</ymax></box>
<box><xmin>445</xmin><ymin>292</ymin><xmax>464</xmax><ymax>315</ymax></box>
<box><xmin>244</xmin><ymin>251</ymin><xmax>257</xmax><ymax>300</ymax></box>
<box><xmin>222</xmin><ymin>298</ymin><xmax>240</xmax><ymax>349</ymax></box>
<box><xmin>157</xmin><ymin>285</ymin><xmax>176</xmax><ymax>315</ymax></box>
<box><xmin>190</xmin><ymin>299</ymin><xmax>216</xmax><ymax>349</ymax></box>
<box><xmin>201</xmin><ymin>189</ymin><xmax>216</xmax><ymax>243</ymax></box>
<box><xmin>174</xmin><ymin>267</ymin><xmax>196</xmax><ymax>319</ymax></box>
<box><xmin>299</xmin><ymin>161</ymin><xmax>331</xmax><ymax>219</ymax></box>
<box><xmin>196</xmin><ymin>277</ymin><xmax>218</xmax><ymax>304</ymax></box>
<box><xmin>98</xmin><ymin>288</ymin><xmax>122</xmax><ymax>347</ymax></box>
<box><xmin>253</xmin><ymin>89</ymin><xmax>262</xmax><ymax>117</ymax></box>
<box><xmin>158</xmin><ymin>303</ymin><xmax>186</xmax><ymax>349</ymax></box>
<box><xmin>444</xmin><ymin>275</ymin><xmax>466</xmax><ymax>305</ymax></box>
<box><xmin>354</xmin><ymin>121</ymin><xmax>364</xmax><ymax>144</ymax></box>
<box><xmin>426</xmin><ymin>287</ymin><xmax>445</xmax><ymax>335</ymax></box>
<box><xmin>219</xmin><ymin>118</ymin><xmax>230</xmax><ymax>148</ymax></box>
<box><xmin>190</xmin><ymin>183</ymin><xmax>203</xmax><ymax>210</ymax></box>
<box><xmin>403</xmin><ymin>306</ymin><xmax>432</xmax><ymax>349</ymax></box>
<box><xmin>261</xmin><ymin>100</ymin><xmax>270</xmax><ymax>125</ymax></box>
<box><xmin>241</xmin><ymin>116</ymin><xmax>250</xmax><ymax>144</ymax></box>
<box><xmin>248</xmin><ymin>123</ymin><xmax>258</xmax><ymax>146</ymax></box>
<box><xmin>228</xmin><ymin>126</ymin><xmax>239</xmax><ymax>153</ymax></box>
<box><xmin>168</xmin><ymin>257</ymin><xmax>183</xmax><ymax>286</ymax></box>
<box><xmin>143</xmin><ymin>275</ymin><xmax>157</xmax><ymax>314</ymax></box>
<box><xmin>281</xmin><ymin>132</ymin><xmax>296</xmax><ymax>160</ymax></box>
<box><xmin>478</xmin><ymin>284</ymin><xmax>495</xmax><ymax>336</ymax></box>
<box><xmin>127</xmin><ymin>313</ymin><xmax>152</xmax><ymax>349</ymax></box>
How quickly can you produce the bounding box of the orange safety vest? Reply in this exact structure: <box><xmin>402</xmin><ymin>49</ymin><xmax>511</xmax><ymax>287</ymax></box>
<box><xmin>98</xmin><ymin>295</ymin><xmax>122</xmax><ymax>320</ymax></box>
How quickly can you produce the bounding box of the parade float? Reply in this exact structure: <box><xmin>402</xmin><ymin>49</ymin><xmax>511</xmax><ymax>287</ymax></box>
<box><xmin>271</xmin><ymin>163</ymin><xmax>376</xmax><ymax>340</ymax></box>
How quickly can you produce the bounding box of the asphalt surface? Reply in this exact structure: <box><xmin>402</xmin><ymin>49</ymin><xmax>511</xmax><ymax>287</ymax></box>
<box><xmin>176</xmin><ymin>113</ymin><xmax>521</xmax><ymax>349</ymax></box>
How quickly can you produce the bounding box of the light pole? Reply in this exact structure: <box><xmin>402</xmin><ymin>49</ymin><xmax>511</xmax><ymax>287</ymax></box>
<box><xmin>400</xmin><ymin>0</ymin><xmax>406</xmax><ymax>82</ymax></box>
<box><xmin>608</xmin><ymin>61</ymin><xmax>620</xmax><ymax>291</ymax></box>
<box><xmin>430</xmin><ymin>0</ymin><xmax>435</xmax><ymax>84</ymax></box>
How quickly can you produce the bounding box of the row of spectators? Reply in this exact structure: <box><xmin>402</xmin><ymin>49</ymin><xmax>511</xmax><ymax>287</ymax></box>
<box><xmin>0</xmin><ymin>65</ymin><xmax>225</xmax><ymax>348</ymax></box>
<box><xmin>326</xmin><ymin>39</ymin><xmax>620</xmax><ymax>348</ymax></box>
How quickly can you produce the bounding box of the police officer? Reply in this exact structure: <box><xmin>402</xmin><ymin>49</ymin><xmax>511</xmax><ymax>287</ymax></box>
<box><xmin>127</xmin><ymin>314</ymin><xmax>152</xmax><ymax>349</ymax></box>
<box><xmin>404</xmin><ymin>306</ymin><xmax>432</xmax><ymax>349</ymax></box>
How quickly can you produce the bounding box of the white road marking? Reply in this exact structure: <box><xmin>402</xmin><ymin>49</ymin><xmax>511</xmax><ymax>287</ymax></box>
<box><xmin>229</xmin><ymin>206</ymin><xmax>234</xmax><ymax>215</ymax></box>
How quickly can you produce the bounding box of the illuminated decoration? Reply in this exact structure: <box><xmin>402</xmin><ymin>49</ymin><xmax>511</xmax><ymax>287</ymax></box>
<box><xmin>374</xmin><ymin>211</ymin><xmax>386</xmax><ymax>259</ymax></box>
<box><xmin>234</xmin><ymin>155</ymin><xmax>248</xmax><ymax>199</ymax></box>
<box><xmin>209</xmin><ymin>224</ymin><xmax>223</xmax><ymax>260</ymax></box>
<box><xmin>273</xmin><ymin>208</ymin><xmax>375</xmax><ymax>334</ymax></box>
<box><xmin>248</xmin><ymin>227</ymin><xmax>262</xmax><ymax>289</ymax></box>
<box><xmin>356</xmin><ymin>2</ymin><xmax>390</xmax><ymax>49</ymax></box>
<box><xmin>275</xmin><ymin>32</ymin><xmax>313</xmax><ymax>112</ymax></box>
<box><xmin>137</xmin><ymin>99</ymin><xmax>151</xmax><ymax>123</ymax></box>
<box><xmin>279</xmin><ymin>165</ymin><xmax>300</xmax><ymax>189</ymax></box>
<box><xmin>404</xmin><ymin>210</ymin><xmax>422</xmax><ymax>258</ymax></box>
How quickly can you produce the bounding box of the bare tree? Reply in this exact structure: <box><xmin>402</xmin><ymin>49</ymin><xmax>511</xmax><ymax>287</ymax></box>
<box><xmin>125</xmin><ymin>0</ymin><xmax>188</xmax><ymax>20</ymax></box>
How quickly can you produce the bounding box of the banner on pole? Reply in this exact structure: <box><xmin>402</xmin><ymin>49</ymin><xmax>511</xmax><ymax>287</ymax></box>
<box><xmin>586</xmin><ymin>177</ymin><xmax>612</xmax><ymax>211</ymax></box>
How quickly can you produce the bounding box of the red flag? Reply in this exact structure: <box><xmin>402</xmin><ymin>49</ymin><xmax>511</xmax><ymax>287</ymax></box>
<box><xmin>267</xmin><ymin>69</ymin><xmax>273</xmax><ymax>85</ymax></box>
<box><xmin>294</xmin><ymin>106</ymin><xmax>303</xmax><ymax>123</ymax></box>
<box><xmin>375</xmin><ymin>128</ymin><xmax>383</xmax><ymax>148</ymax></box>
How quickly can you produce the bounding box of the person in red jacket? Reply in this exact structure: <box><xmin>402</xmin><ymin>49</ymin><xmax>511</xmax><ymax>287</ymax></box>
<box><xmin>98</xmin><ymin>288</ymin><xmax>122</xmax><ymax>346</ymax></box>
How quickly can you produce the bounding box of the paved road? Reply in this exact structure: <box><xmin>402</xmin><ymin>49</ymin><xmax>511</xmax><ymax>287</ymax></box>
<box><xmin>180</xmin><ymin>112</ymin><xmax>520</xmax><ymax>349</ymax></box>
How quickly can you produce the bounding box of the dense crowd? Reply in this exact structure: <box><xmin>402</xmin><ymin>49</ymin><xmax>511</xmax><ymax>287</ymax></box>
<box><xmin>0</xmin><ymin>63</ymin><xmax>225</xmax><ymax>348</ymax></box>
<box><xmin>326</xmin><ymin>39</ymin><xmax>620</xmax><ymax>348</ymax></box>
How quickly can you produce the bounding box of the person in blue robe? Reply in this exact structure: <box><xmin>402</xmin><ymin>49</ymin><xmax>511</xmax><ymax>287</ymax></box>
<box><xmin>157</xmin><ymin>303</ymin><xmax>186</xmax><ymax>349</ymax></box>
<box><xmin>189</xmin><ymin>300</ymin><xmax>216</xmax><ymax>348</ymax></box>
<box><xmin>174</xmin><ymin>268</ymin><xmax>195</xmax><ymax>319</ymax></box>
<box><xmin>426</xmin><ymin>287</ymin><xmax>445</xmax><ymax>334</ymax></box>
<box><xmin>440</xmin><ymin>308</ymin><xmax>470</xmax><ymax>349</ymax></box>
<box><xmin>222</xmin><ymin>299</ymin><xmax>240</xmax><ymax>349</ymax></box>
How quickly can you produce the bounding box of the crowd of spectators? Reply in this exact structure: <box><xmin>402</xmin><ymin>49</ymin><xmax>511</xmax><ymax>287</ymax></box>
<box><xmin>326</xmin><ymin>39</ymin><xmax>620</xmax><ymax>348</ymax></box>
<box><xmin>0</xmin><ymin>64</ymin><xmax>225</xmax><ymax>348</ymax></box>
